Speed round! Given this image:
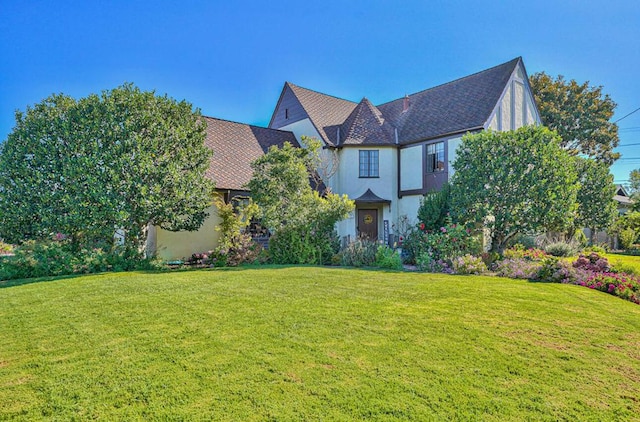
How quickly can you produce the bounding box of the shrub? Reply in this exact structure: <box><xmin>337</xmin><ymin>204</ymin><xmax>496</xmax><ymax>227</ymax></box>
<box><xmin>214</xmin><ymin>196</ymin><xmax>263</xmax><ymax>266</ymax></box>
<box><xmin>0</xmin><ymin>240</ymin><xmax>163</xmax><ymax>281</ymax></box>
<box><xmin>619</xmin><ymin>228</ymin><xmax>637</xmax><ymax>250</ymax></box>
<box><xmin>0</xmin><ymin>241</ymin><xmax>13</xmax><ymax>255</ymax></box>
<box><xmin>535</xmin><ymin>257</ymin><xmax>593</xmax><ymax>284</ymax></box>
<box><xmin>583</xmin><ymin>245</ymin><xmax>607</xmax><ymax>254</ymax></box>
<box><xmin>573</xmin><ymin>253</ymin><xmax>610</xmax><ymax>273</ymax></box>
<box><xmin>544</xmin><ymin>241</ymin><xmax>578</xmax><ymax>257</ymax></box>
<box><xmin>374</xmin><ymin>246</ymin><xmax>403</xmax><ymax>270</ymax></box>
<box><xmin>451</xmin><ymin>255</ymin><xmax>487</xmax><ymax>275</ymax></box>
<box><xmin>503</xmin><ymin>245</ymin><xmax>548</xmax><ymax>261</ymax></box>
<box><xmin>269</xmin><ymin>225</ymin><xmax>338</xmax><ymax>265</ymax></box>
<box><xmin>417</xmin><ymin>183</ymin><xmax>451</xmax><ymax>232</ymax></box>
<box><xmin>416</xmin><ymin>252</ymin><xmax>453</xmax><ymax>274</ymax></box>
<box><xmin>578</xmin><ymin>272</ymin><xmax>640</xmax><ymax>305</ymax></box>
<box><xmin>493</xmin><ymin>258</ymin><xmax>542</xmax><ymax>279</ymax></box>
<box><xmin>340</xmin><ymin>239</ymin><xmax>378</xmax><ymax>267</ymax></box>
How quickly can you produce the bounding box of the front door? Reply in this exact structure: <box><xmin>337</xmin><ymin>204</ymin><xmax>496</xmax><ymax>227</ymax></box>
<box><xmin>357</xmin><ymin>209</ymin><xmax>378</xmax><ymax>240</ymax></box>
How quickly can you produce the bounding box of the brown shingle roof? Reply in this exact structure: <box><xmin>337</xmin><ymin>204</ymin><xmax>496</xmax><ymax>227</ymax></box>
<box><xmin>286</xmin><ymin>83</ymin><xmax>357</xmax><ymax>146</ymax></box>
<box><xmin>203</xmin><ymin>116</ymin><xmax>298</xmax><ymax>191</ymax></box>
<box><xmin>378</xmin><ymin>57</ymin><xmax>521</xmax><ymax>144</ymax></box>
<box><xmin>338</xmin><ymin>98</ymin><xmax>396</xmax><ymax>146</ymax></box>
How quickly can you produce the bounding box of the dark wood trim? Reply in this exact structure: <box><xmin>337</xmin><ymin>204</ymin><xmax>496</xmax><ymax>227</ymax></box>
<box><xmin>398</xmin><ymin>188</ymin><xmax>425</xmax><ymax>198</ymax></box>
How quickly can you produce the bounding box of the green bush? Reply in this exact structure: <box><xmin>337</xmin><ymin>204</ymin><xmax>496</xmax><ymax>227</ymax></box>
<box><xmin>269</xmin><ymin>225</ymin><xmax>339</xmax><ymax>265</ymax></box>
<box><xmin>374</xmin><ymin>246</ymin><xmax>403</xmax><ymax>270</ymax></box>
<box><xmin>544</xmin><ymin>241</ymin><xmax>577</xmax><ymax>257</ymax></box>
<box><xmin>619</xmin><ymin>228</ymin><xmax>637</xmax><ymax>250</ymax></box>
<box><xmin>417</xmin><ymin>183</ymin><xmax>451</xmax><ymax>232</ymax></box>
<box><xmin>0</xmin><ymin>241</ymin><xmax>13</xmax><ymax>255</ymax></box>
<box><xmin>340</xmin><ymin>239</ymin><xmax>378</xmax><ymax>267</ymax></box>
<box><xmin>583</xmin><ymin>245</ymin><xmax>607</xmax><ymax>254</ymax></box>
<box><xmin>0</xmin><ymin>240</ymin><xmax>163</xmax><ymax>281</ymax></box>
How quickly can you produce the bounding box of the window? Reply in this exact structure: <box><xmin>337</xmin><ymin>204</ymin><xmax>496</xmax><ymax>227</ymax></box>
<box><xmin>359</xmin><ymin>150</ymin><xmax>379</xmax><ymax>178</ymax></box>
<box><xmin>426</xmin><ymin>142</ymin><xmax>444</xmax><ymax>173</ymax></box>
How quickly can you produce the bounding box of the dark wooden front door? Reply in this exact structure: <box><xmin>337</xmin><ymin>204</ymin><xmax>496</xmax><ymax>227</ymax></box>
<box><xmin>357</xmin><ymin>209</ymin><xmax>378</xmax><ymax>240</ymax></box>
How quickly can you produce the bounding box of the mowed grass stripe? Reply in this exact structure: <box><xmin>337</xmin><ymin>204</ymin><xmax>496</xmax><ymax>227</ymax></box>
<box><xmin>1</xmin><ymin>267</ymin><xmax>639</xmax><ymax>420</ymax></box>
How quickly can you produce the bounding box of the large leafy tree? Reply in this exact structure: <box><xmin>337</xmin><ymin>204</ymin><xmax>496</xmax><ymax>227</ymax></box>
<box><xmin>529</xmin><ymin>72</ymin><xmax>619</xmax><ymax>164</ymax></box>
<box><xmin>0</xmin><ymin>84</ymin><xmax>213</xmax><ymax>249</ymax></box>
<box><xmin>451</xmin><ymin>126</ymin><xmax>579</xmax><ymax>253</ymax></box>
<box><xmin>247</xmin><ymin>141</ymin><xmax>354</xmax><ymax>264</ymax></box>
<box><xmin>574</xmin><ymin>158</ymin><xmax>617</xmax><ymax>241</ymax></box>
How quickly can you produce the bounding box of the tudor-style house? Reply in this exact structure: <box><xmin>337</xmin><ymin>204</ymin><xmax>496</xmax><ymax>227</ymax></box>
<box><xmin>149</xmin><ymin>57</ymin><xmax>541</xmax><ymax>260</ymax></box>
<box><xmin>269</xmin><ymin>56</ymin><xmax>540</xmax><ymax>242</ymax></box>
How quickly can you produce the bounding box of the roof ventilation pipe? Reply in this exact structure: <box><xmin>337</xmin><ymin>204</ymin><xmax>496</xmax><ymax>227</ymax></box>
<box><xmin>336</xmin><ymin>127</ymin><xmax>340</xmax><ymax>145</ymax></box>
<box><xmin>394</xmin><ymin>128</ymin><xmax>399</xmax><ymax>145</ymax></box>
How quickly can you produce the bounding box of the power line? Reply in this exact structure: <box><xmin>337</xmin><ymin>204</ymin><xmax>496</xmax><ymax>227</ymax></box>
<box><xmin>615</xmin><ymin>106</ymin><xmax>640</xmax><ymax>123</ymax></box>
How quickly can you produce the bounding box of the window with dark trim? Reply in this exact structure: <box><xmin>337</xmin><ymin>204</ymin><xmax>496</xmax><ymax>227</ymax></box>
<box><xmin>426</xmin><ymin>142</ymin><xmax>445</xmax><ymax>173</ymax></box>
<box><xmin>359</xmin><ymin>150</ymin><xmax>379</xmax><ymax>178</ymax></box>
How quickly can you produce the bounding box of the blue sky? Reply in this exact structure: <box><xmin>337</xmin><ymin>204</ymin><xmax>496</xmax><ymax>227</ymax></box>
<box><xmin>1</xmin><ymin>0</ymin><xmax>639</xmax><ymax>184</ymax></box>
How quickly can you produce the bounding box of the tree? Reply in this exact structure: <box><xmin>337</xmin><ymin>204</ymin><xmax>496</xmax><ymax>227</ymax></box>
<box><xmin>451</xmin><ymin>126</ymin><xmax>579</xmax><ymax>253</ymax></box>
<box><xmin>417</xmin><ymin>182</ymin><xmax>451</xmax><ymax>231</ymax></box>
<box><xmin>574</xmin><ymin>158</ymin><xmax>617</xmax><ymax>242</ymax></box>
<box><xmin>629</xmin><ymin>169</ymin><xmax>640</xmax><ymax>195</ymax></box>
<box><xmin>529</xmin><ymin>72</ymin><xmax>619</xmax><ymax>164</ymax></box>
<box><xmin>247</xmin><ymin>141</ymin><xmax>354</xmax><ymax>264</ymax></box>
<box><xmin>0</xmin><ymin>84</ymin><xmax>213</xmax><ymax>250</ymax></box>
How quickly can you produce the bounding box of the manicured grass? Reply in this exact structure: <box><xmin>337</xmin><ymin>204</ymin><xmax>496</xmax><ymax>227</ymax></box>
<box><xmin>603</xmin><ymin>252</ymin><xmax>640</xmax><ymax>274</ymax></box>
<box><xmin>1</xmin><ymin>267</ymin><xmax>639</xmax><ymax>420</ymax></box>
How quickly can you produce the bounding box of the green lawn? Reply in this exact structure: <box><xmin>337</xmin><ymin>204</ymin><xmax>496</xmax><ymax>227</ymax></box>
<box><xmin>1</xmin><ymin>268</ymin><xmax>639</xmax><ymax>420</ymax></box>
<box><xmin>604</xmin><ymin>252</ymin><xmax>640</xmax><ymax>274</ymax></box>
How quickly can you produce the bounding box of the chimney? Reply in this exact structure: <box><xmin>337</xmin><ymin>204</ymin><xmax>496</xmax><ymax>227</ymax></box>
<box><xmin>402</xmin><ymin>94</ymin><xmax>410</xmax><ymax>112</ymax></box>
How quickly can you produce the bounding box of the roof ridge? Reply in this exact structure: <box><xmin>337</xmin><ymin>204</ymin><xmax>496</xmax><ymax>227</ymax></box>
<box><xmin>286</xmin><ymin>82</ymin><xmax>358</xmax><ymax>105</ymax></box>
<box><xmin>377</xmin><ymin>57</ymin><xmax>522</xmax><ymax>107</ymax></box>
<box><xmin>202</xmin><ymin>115</ymin><xmax>295</xmax><ymax>134</ymax></box>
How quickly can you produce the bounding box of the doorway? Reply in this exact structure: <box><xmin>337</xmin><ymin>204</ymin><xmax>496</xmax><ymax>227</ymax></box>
<box><xmin>357</xmin><ymin>209</ymin><xmax>378</xmax><ymax>240</ymax></box>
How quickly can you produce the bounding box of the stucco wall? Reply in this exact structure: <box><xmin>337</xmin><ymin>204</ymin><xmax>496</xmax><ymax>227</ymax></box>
<box><xmin>334</xmin><ymin>146</ymin><xmax>397</xmax><ymax>240</ymax></box>
<box><xmin>446</xmin><ymin>137</ymin><xmax>462</xmax><ymax>179</ymax></box>
<box><xmin>277</xmin><ymin>118</ymin><xmax>322</xmax><ymax>145</ymax></box>
<box><xmin>397</xmin><ymin>195</ymin><xmax>421</xmax><ymax>227</ymax></box>
<box><xmin>154</xmin><ymin>205</ymin><xmax>221</xmax><ymax>261</ymax></box>
<box><xmin>400</xmin><ymin>145</ymin><xmax>422</xmax><ymax>191</ymax></box>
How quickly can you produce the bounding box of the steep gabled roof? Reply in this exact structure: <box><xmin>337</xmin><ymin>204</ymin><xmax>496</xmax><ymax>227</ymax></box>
<box><xmin>338</xmin><ymin>98</ymin><xmax>396</xmax><ymax>146</ymax></box>
<box><xmin>203</xmin><ymin>116</ymin><xmax>298</xmax><ymax>191</ymax></box>
<box><xmin>377</xmin><ymin>57</ymin><xmax>521</xmax><ymax>144</ymax></box>
<box><xmin>284</xmin><ymin>83</ymin><xmax>357</xmax><ymax>146</ymax></box>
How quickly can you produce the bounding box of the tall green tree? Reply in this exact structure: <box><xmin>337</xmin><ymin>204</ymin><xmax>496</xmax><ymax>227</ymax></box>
<box><xmin>247</xmin><ymin>141</ymin><xmax>354</xmax><ymax>264</ymax></box>
<box><xmin>529</xmin><ymin>72</ymin><xmax>619</xmax><ymax>164</ymax></box>
<box><xmin>574</xmin><ymin>158</ymin><xmax>617</xmax><ymax>242</ymax></box>
<box><xmin>0</xmin><ymin>84</ymin><xmax>213</xmax><ymax>249</ymax></box>
<box><xmin>451</xmin><ymin>126</ymin><xmax>579</xmax><ymax>253</ymax></box>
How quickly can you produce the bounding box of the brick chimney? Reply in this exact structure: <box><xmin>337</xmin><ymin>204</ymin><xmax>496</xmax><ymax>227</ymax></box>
<box><xmin>402</xmin><ymin>94</ymin><xmax>410</xmax><ymax>112</ymax></box>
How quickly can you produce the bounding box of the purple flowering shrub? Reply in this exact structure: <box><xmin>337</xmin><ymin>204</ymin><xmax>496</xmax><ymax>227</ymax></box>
<box><xmin>451</xmin><ymin>254</ymin><xmax>487</xmax><ymax>275</ymax></box>
<box><xmin>416</xmin><ymin>252</ymin><xmax>453</xmax><ymax>274</ymax></box>
<box><xmin>493</xmin><ymin>258</ymin><xmax>542</xmax><ymax>279</ymax></box>
<box><xmin>573</xmin><ymin>253</ymin><xmax>611</xmax><ymax>272</ymax></box>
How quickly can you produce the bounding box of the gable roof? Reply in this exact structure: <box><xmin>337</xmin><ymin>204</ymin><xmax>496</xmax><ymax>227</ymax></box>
<box><xmin>203</xmin><ymin>116</ymin><xmax>298</xmax><ymax>191</ymax></box>
<box><xmin>277</xmin><ymin>82</ymin><xmax>358</xmax><ymax>146</ymax></box>
<box><xmin>377</xmin><ymin>57</ymin><xmax>521</xmax><ymax>144</ymax></box>
<box><xmin>338</xmin><ymin>98</ymin><xmax>396</xmax><ymax>146</ymax></box>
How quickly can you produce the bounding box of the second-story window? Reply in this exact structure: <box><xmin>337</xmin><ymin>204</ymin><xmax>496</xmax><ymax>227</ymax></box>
<box><xmin>426</xmin><ymin>142</ymin><xmax>445</xmax><ymax>173</ymax></box>
<box><xmin>359</xmin><ymin>150</ymin><xmax>379</xmax><ymax>178</ymax></box>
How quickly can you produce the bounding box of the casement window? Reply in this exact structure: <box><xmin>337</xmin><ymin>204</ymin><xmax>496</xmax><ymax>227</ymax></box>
<box><xmin>359</xmin><ymin>150</ymin><xmax>379</xmax><ymax>178</ymax></box>
<box><xmin>426</xmin><ymin>142</ymin><xmax>445</xmax><ymax>173</ymax></box>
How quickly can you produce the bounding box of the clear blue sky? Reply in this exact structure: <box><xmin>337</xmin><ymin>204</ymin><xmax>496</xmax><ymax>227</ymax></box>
<box><xmin>1</xmin><ymin>0</ymin><xmax>639</xmax><ymax>184</ymax></box>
